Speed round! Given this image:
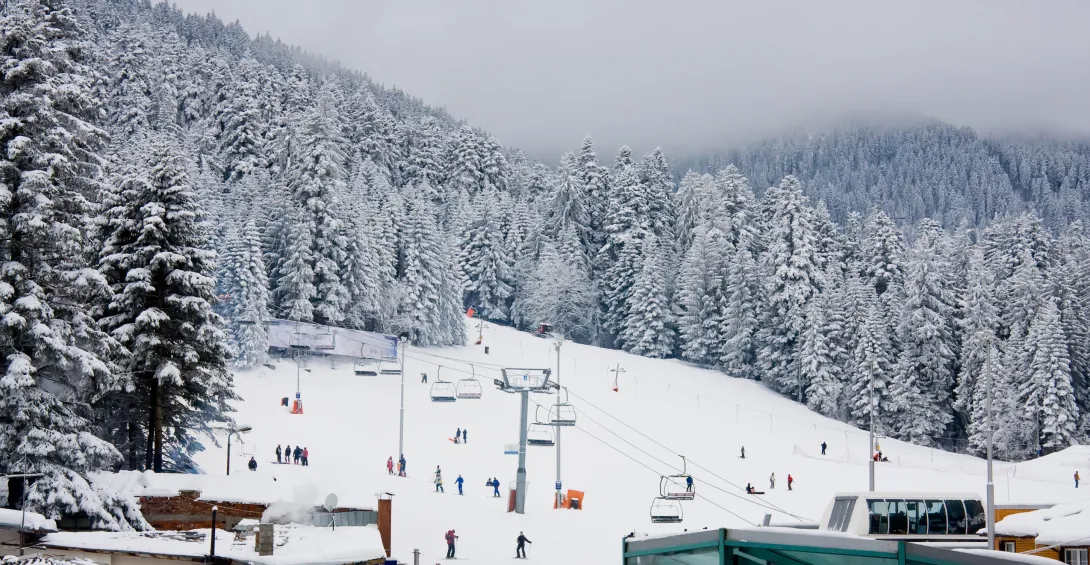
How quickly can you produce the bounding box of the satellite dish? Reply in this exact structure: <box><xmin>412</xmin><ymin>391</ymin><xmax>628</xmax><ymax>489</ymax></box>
<box><xmin>324</xmin><ymin>493</ymin><xmax>338</xmax><ymax>512</ymax></box>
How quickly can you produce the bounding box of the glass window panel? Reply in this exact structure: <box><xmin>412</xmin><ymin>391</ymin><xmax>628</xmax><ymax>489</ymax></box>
<box><xmin>656</xmin><ymin>547</ymin><xmax>719</xmax><ymax>565</ymax></box>
<box><xmin>926</xmin><ymin>500</ymin><xmax>947</xmax><ymax>535</ymax></box>
<box><xmin>840</xmin><ymin>497</ymin><xmax>858</xmax><ymax>532</ymax></box>
<box><xmin>868</xmin><ymin>499</ymin><xmax>890</xmax><ymax>534</ymax></box>
<box><xmin>1064</xmin><ymin>548</ymin><xmax>1089</xmax><ymax>565</ymax></box>
<box><xmin>828</xmin><ymin>499</ymin><xmax>848</xmax><ymax>530</ymax></box>
<box><xmin>945</xmin><ymin>499</ymin><xmax>966</xmax><ymax>535</ymax></box>
<box><xmin>906</xmin><ymin>500</ymin><xmax>926</xmax><ymax>534</ymax></box>
<box><xmin>964</xmin><ymin>499</ymin><xmax>986</xmax><ymax>534</ymax></box>
<box><xmin>1003</xmin><ymin>542</ymin><xmax>1016</xmax><ymax>552</ymax></box>
<box><xmin>889</xmin><ymin>500</ymin><xmax>908</xmax><ymax>535</ymax></box>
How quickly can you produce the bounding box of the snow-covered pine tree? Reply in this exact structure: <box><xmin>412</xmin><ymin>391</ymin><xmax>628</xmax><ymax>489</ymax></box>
<box><xmin>801</xmin><ymin>290</ymin><xmax>844</xmax><ymax>418</ymax></box>
<box><xmin>397</xmin><ymin>188</ymin><xmax>448</xmax><ymax>345</ymax></box>
<box><xmin>620</xmin><ymin>237</ymin><xmax>675</xmax><ymax>358</ymax></box>
<box><xmin>578</xmin><ymin>135</ymin><xmax>610</xmax><ymax>260</ymax></box>
<box><xmin>639</xmin><ymin>148</ymin><xmax>676</xmax><ymax>242</ymax></box>
<box><xmin>0</xmin><ymin>0</ymin><xmax>147</xmax><ymax>530</ymax></box>
<box><xmin>756</xmin><ymin>176</ymin><xmax>823</xmax><ymax>398</ymax></box>
<box><xmin>232</xmin><ymin>215</ymin><xmax>271</xmax><ymax>369</ymax></box>
<box><xmin>276</xmin><ymin>211</ymin><xmax>317</xmax><ymax>322</ymax></box>
<box><xmin>675</xmin><ymin>225</ymin><xmax>726</xmax><ymax>366</ymax></box>
<box><xmin>1021</xmin><ymin>298</ymin><xmax>1079</xmax><ymax>451</ymax></box>
<box><xmin>849</xmin><ymin>296</ymin><xmax>895</xmax><ymax>434</ymax></box>
<box><xmin>459</xmin><ymin>187</ymin><xmax>513</xmax><ymax>320</ymax></box>
<box><xmin>674</xmin><ymin>171</ymin><xmax>711</xmax><ymax>255</ymax></box>
<box><xmin>718</xmin><ymin>235</ymin><xmax>761</xmax><ymax>379</ymax></box>
<box><xmin>543</xmin><ymin>152</ymin><xmax>592</xmax><ymax>248</ymax></box>
<box><xmin>863</xmin><ymin>210</ymin><xmax>905</xmax><ymax>297</ymax></box>
<box><xmin>98</xmin><ymin>131</ymin><xmax>235</xmax><ymax>474</ymax></box>
<box><xmin>598</xmin><ymin>147</ymin><xmax>650</xmax><ymax>342</ymax></box>
<box><xmin>523</xmin><ymin>241</ymin><xmax>597</xmax><ymax>343</ymax></box>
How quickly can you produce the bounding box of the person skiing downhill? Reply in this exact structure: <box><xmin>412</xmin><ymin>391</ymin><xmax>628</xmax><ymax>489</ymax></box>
<box><xmin>445</xmin><ymin>529</ymin><xmax>458</xmax><ymax>558</ymax></box>
<box><xmin>387</xmin><ymin>457</ymin><xmax>394</xmax><ymax>474</ymax></box>
<box><xmin>275</xmin><ymin>445</ymin><xmax>282</xmax><ymax>464</ymax></box>
<box><xmin>516</xmin><ymin>532</ymin><xmax>532</xmax><ymax>558</ymax></box>
<box><xmin>456</xmin><ymin>475</ymin><xmax>465</xmax><ymax>495</ymax></box>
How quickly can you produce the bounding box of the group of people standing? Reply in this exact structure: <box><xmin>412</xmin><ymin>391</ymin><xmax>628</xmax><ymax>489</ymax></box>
<box><xmin>454</xmin><ymin>428</ymin><xmax>468</xmax><ymax>444</ymax></box>
<box><xmin>275</xmin><ymin>444</ymin><xmax>309</xmax><ymax>466</ymax></box>
<box><xmin>388</xmin><ymin>454</ymin><xmax>407</xmax><ymax>476</ymax></box>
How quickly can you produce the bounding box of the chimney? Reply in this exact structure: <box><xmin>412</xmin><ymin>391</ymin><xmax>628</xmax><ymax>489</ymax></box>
<box><xmin>377</xmin><ymin>493</ymin><xmax>394</xmax><ymax>558</ymax></box>
<box><xmin>256</xmin><ymin>523</ymin><xmax>274</xmax><ymax>556</ymax></box>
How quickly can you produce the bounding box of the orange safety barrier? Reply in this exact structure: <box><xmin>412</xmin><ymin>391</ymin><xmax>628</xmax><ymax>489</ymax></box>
<box><xmin>553</xmin><ymin>489</ymin><xmax>585</xmax><ymax>510</ymax></box>
<box><xmin>291</xmin><ymin>399</ymin><xmax>304</xmax><ymax>414</ymax></box>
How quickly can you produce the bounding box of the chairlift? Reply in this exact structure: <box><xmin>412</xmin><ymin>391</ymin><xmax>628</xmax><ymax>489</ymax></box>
<box><xmin>548</xmin><ymin>389</ymin><xmax>576</xmax><ymax>426</ymax></box>
<box><xmin>430</xmin><ymin>381</ymin><xmax>457</xmax><ymax>402</ymax></box>
<box><xmin>456</xmin><ymin>379</ymin><xmax>482</xmax><ymax>399</ymax></box>
<box><xmin>289</xmin><ymin>332</ymin><xmax>312</xmax><ymax>350</ymax></box>
<box><xmin>659</xmin><ymin>456</ymin><xmax>695</xmax><ymax>501</ymax></box>
<box><xmin>354</xmin><ymin>359</ymin><xmax>379</xmax><ymax>376</ymax></box>
<box><xmin>650</xmin><ymin>498</ymin><xmax>683</xmax><ymax>523</ymax></box>
<box><xmin>379</xmin><ymin>359</ymin><xmax>401</xmax><ymax>376</ymax></box>
<box><xmin>527</xmin><ymin>406</ymin><xmax>555</xmax><ymax>446</ymax></box>
<box><xmin>314</xmin><ymin>329</ymin><xmax>335</xmax><ymax>351</ymax></box>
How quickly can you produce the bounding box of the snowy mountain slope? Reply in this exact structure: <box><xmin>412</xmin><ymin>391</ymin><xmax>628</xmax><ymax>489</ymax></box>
<box><xmin>190</xmin><ymin>319</ymin><xmax>1089</xmax><ymax>564</ymax></box>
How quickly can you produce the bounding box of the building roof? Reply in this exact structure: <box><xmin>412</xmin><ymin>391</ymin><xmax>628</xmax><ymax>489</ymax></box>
<box><xmin>40</xmin><ymin>524</ymin><xmax>386</xmax><ymax>565</ymax></box>
<box><xmin>0</xmin><ymin>508</ymin><xmax>58</xmax><ymax>533</ymax></box>
<box><xmin>994</xmin><ymin>499</ymin><xmax>1090</xmax><ymax>546</ymax></box>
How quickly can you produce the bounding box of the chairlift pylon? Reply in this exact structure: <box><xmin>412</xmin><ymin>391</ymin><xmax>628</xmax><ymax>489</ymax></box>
<box><xmin>659</xmin><ymin>456</ymin><xmax>694</xmax><ymax>501</ymax></box>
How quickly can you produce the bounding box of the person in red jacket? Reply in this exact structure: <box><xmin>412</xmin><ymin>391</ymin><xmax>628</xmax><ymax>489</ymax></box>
<box><xmin>787</xmin><ymin>474</ymin><xmax>794</xmax><ymax>491</ymax></box>
<box><xmin>445</xmin><ymin>529</ymin><xmax>458</xmax><ymax>558</ymax></box>
<box><xmin>302</xmin><ymin>447</ymin><xmax>309</xmax><ymax>466</ymax></box>
<box><xmin>387</xmin><ymin>457</ymin><xmax>394</xmax><ymax>474</ymax></box>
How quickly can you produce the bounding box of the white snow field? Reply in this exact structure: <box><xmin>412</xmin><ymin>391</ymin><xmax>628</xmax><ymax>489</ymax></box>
<box><xmin>191</xmin><ymin>319</ymin><xmax>1090</xmax><ymax>564</ymax></box>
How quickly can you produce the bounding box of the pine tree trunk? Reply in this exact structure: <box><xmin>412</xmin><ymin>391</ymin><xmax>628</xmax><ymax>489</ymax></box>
<box><xmin>145</xmin><ymin>378</ymin><xmax>156</xmax><ymax>471</ymax></box>
<box><xmin>154</xmin><ymin>382</ymin><xmax>164</xmax><ymax>473</ymax></box>
<box><xmin>127</xmin><ymin>420</ymin><xmax>138</xmax><ymax>470</ymax></box>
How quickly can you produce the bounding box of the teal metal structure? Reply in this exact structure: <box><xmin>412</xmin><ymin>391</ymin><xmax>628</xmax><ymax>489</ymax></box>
<box><xmin>623</xmin><ymin>527</ymin><xmax>1014</xmax><ymax>565</ymax></box>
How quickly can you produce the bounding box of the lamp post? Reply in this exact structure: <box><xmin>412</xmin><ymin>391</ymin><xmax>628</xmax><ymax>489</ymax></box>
<box><xmin>868</xmin><ymin>370</ymin><xmax>875</xmax><ymax>492</ymax></box>
<box><xmin>986</xmin><ymin>341</ymin><xmax>995</xmax><ymax>550</ymax></box>
<box><xmin>554</xmin><ymin>340</ymin><xmax>563</xmax><ymax>510</ymax></box>
<box><xmin>226</xmin><ymin>424</ymin><xmax>253</xmax><ymax>475</ymax></box>
<box><xmin>398</xmin><ymin>336</ymin><xmax>407</xmax><ymax>468</ymax></box>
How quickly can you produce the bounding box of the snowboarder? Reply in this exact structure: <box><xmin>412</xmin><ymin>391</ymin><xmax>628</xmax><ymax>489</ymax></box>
<box><xmin>388</xmin><ymin>457</ymin><xmax>394</xmax><ymax>474</ymax></box>
<box><xmin>787</xmin><ymin>474</ymin><xmax>794</xmax><ymax>491</ymax></box>
<box><xmin>276</xmin><ymin>445</ymin><xmax>282</xmax><ymax>464</ymax></box>
<box><xmin>248</xmin><ymin>457</ymin><xmax>257</xmax><ymax>471</ymax></box>
<box><xmin>302</xmin><ymin>447</ymin><xmax>309</xmax><ymax>466</ymax></box>
<box><xmin>456</xmin><ymin>475</ymin><xmax>464</xmax><ymax>495</ymax></box>
<box><xmin>686</xmin><ymin>476</ymin><xmax>694</xmax><ymax>492</ymax></box>
<box><xmin>769</xmin><ymin>473</ymin><xmax>775</xmax><ymax>489</ymax></box>
<box><xmin>455</xmin><ymin>428</ymin><xmax>461</xmax><ymax>444</ymax></box>
<box><xmin>821</xmin><ymin>442</ymin><xmax>827</xmax><ymax>455</ymax></box>
<box><xmin>445</xmin><ymin>529</ymin><xmax>458</xmax><ymax>559</ymax></box>
<box><xmin>516</xmin><ymin>532</ymin><xmax>532</xmax><ymax>558</ymax></box>
<box><xmin>745</xmin><ymin>483</ymin><xmax>754</xmax><ymax>494</ymax></box>
<box><xmin>435</xmin><ymin>474</ymin><xmax>444</xmax><ymax>493</ymax></box>
<box><xmin>740</xmin><ymin>446</ymin><xmax>745</xmax><ymax>459</ymax></box>
<box><xmin>462</xmin><ymin>429</ymin><xmax>467</xmax><ymax>443</ymax></box>
<box><xmin>1076</xmin><ymin>471</ymin><xmax>1081</xmax><ymax>488</ymax></box>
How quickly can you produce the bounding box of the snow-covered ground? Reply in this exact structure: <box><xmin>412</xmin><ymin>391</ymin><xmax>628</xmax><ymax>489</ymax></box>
<box><xmin>189</xmin><ymin>319</ymin><xmax>1090</xmax><ymax>564</ymax></box>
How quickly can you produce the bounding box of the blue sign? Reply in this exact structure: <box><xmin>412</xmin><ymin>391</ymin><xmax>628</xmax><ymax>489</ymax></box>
<box><xmin>295</xmin><ymin>392</ymin><xmax>301</xmax><ymax>399</ymax></box>
<box><xmin>555</xmin><ymin>481</ymin><xmax>562</xmax><ymax>490</ymax></box>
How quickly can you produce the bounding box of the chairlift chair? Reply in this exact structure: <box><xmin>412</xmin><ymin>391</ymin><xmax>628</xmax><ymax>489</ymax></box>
<box><xmin>379</xmin><ymin>359</ymin><xmax>401</xmax><ymax>376</ymax></box>
<box><xmin>289</xmin><ymin>332</ymin><xmax>312</xmax><ymax>350</ymax></box>
<box><xmin>548</xmin><ymin>389</ymin><xmax>576</xmax><ymax>426</ymax></box>
<box><xmin>430</xmin><ymin>381</ymin><xmax>457</xmax><ymax>402</ymax></box>
<box><xmin>659</xmin><ymin>456</ymin><xmax>695</xmax><ymax>501</ymax></box>
<box><xmin>456</xmin><ymin>379</ymin><xmax>482</xmax><ymax>399</ymax></box>
<box><xmin>354</xmin><ymin>359</ymin><xmax>379</xmax><ymax>376</ymax></box>
<box><xmin>314</xmin><ymin>329</ymin><xmax>335</xmax><ymax>351</ymax></box>
<box><xmin>650</xmin><ymin>498</ymin><xmax>683</xmax><ymax>523</ymax></box>
<box><xmin>527</xmin><ymin>406</ymin><xmax>555</xmax><ymax>445</ymax></box>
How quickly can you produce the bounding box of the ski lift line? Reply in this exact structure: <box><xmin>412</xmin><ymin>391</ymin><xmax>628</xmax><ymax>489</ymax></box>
<box><xmin>403</xmin><ymin>346</ymin><xmax>509</xmax><ymax>369</ymax></box>
<box><xmin>524</xmin><ymin>397</ymin><xmax>803</xmax><ymax>523</ymax></box>
<box><xmin>559</xmin><ymin>389</ymin><xmax>809</xmax><ymax>522</ymax></box>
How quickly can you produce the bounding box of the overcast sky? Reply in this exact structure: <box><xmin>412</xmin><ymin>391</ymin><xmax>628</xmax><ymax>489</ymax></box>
<box><xmin>170</xmin><ymin>0</ymin><xmax>1090</xmax><ymax>160</ymax></box>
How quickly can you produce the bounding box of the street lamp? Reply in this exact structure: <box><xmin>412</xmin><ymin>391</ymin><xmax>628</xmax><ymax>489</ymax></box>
<box><xmin>226</xmin><ymin>424</ymin><xmax>253</xmax><ymax>475</ymax></box>
<box><xmin>398</xmin><ymin>336</ymin><xmax>407</xmax><ymax>471</ymax></box>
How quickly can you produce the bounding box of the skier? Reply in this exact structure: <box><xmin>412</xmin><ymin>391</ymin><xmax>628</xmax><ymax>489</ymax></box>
<box><xmin>435</xmin><ymin>474</ymin><xmax>444</xmax><ymax>493</ymax></box>
<box><xmin>769</xmin><ymin>473</ymin><xmax>776</xmax><ymax>489</ymax></box>
<box><xmin>456</xmin><ymin>475</ymin><xmax>464</xmax><ymax>495</ymax></box>
<box><xmin>422</xmin><ymin>372</ymin><xmax>428</xmax><ymax>383</ymax></box>
<box><xmin>821</xmin><ymin>442</ymin><xmax>827</xmax><ymax>455</ymax></box>
<box><xmin>740</xmin><ymin>446</ymin><xmax>745</xmax><ymax>459</ymax></box>
<box><xmin>455</xmin><ymin>428</ymin><xmax>461</xmax><ymax>444</ymax></box>
<box><xmin>388</xmin><ymin>457</ymin><xmax>394</xmax><ymax>475</ymax></box>
<box><xmin>302</xmin><ymin>447</ymin><xmax>309</xmax><ymax>466</ymax></box>
<box><xmin>248</xmin><ymin>457</ymin><xmax>257</xmax><ymax>471</ymax></box>
<box><xmin>462</xmin><ymin>429</ymin><xmax>467</xmax><ymax>443</ymax></box>
<box><xmin>276</xmin><ymin>445</ymin><xmax>283</xmax><ymax>464</ymax></box>
<box><xmin>1076</xmin><ymin>471</ymin><xmax>1081</xmax><ymax>488</ymax></box>
<box><xmin>492</xmin><ymin>478</ymin><xmax>501</xmax><ymax>497</ymax></box>
<box><xmin>787</xmin><ymin>474</ymin><xmax>794</xmax><ymax>491</ymax></box>
<box><xmin>445</xmin><ymin>529</ymin><xmax>458</xmax><ymax>559</ymax></box>
<box><xmin>436</xmin><ymin>465</ymin><xmax>442</xmax><ymax>478</ymax></box>
<box><xmin>685</xmin><ymin>475</ymin><xmax>694</xmax><ymax>492</ymax></box>
<box><xmin>516</xmin><ymin>532</ymin><xmax>532</xmax><ymax>559</ymax></box>
<box><xmin>400</xmin><ymin>455</ymin><xmax>407</xmax><ymax>476</ymax></box>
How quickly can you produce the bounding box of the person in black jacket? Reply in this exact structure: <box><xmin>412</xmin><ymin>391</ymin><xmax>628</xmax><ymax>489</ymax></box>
<box><xmin>275</xmin><ymin>445</ymin><xmax>282</xmax><ymax>464</ymax></box>
<box><xmin>516</xmin><ymin>531</ymin><xmax>532</xmax><ymax>558</ymax></box>
<box><xmin>248</xmin><ymin>457</ymin><xmax>257</xmax><ymax>471</ymax></box>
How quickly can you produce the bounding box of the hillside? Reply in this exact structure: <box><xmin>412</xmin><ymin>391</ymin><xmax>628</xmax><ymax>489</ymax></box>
<box><xmin>188</xmin><ymin>320</ymin><xmax>1086</xmax><ymax>564</ymax></box>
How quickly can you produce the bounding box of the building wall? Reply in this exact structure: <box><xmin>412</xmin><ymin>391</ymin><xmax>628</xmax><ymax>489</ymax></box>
<box><xmin>995</xmin><ymin>536</ymin><xmax>1038</xmax><ymax>554</ymax></box>
<box><xmin>1034</xmin><ymin>545</ymin><xmax>1060</xmax><ymax>561</ymax></box>
<box><xmin>995</xmin><ymin>506</ymin><xmax>1052</xmax><ymax>522</ymax></box>
<box><xmin>138</xmin><ymin>491</ymin><xmax>266</xmax><ymax>531</ymax></box>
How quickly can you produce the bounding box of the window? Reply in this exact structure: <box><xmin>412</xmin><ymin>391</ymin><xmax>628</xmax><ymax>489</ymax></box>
<box><xmin>963</xmin><ymin>499</ymin><xmax>986</xmax><ymax>534</ymax></box>
<box><xmin>1064</xmin><ymin>548</ymin><xmax>1088</xmax><ymax>565</ymax></box>
<box><xmin>827</xmin><ymin>497</ymin><xmax>857</xmax><ymax>532</ymax></box>
<box><xmin>868</xmin><ymin>499</ymin><xmax>890</xmax><ymax>535</ymax></box>
<box><xmin>945</xmin><ymin>499</ymin><xmax>967</xmax><ymax>535</ymax></box>
<box><xmin>906</xmin><ymin>500</ymin><xmax>926</xmax><ymax>534</ymax></box>
<box><xmin>926</xmin><ymin>500</ymin><xmax>947</xmax><ymax>535</ymax></box>
<box><xmin>1003</xmin><ymin>542</ymin><xmax>1016</xmax><ymax>553</ymax></box>
<box><xmin>888</xmin><ymin>500</ymin><xmax>908</xmax><ymax>535</ymax></box>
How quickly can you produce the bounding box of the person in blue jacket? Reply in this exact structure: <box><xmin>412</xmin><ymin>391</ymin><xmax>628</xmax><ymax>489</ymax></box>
<box><xmin>456</xmin><ymin>474</ymin><xmax>465</xmax><ymax>495</ymax></box>
<box><xmin>686</xmin><ymin>475</ymin><xmax>694</xmax><ymax>492</ymax></box>
<box><xmin>493</xmin><ymin>477</ymin><xmax>501</xmax><ymax>497</ymax></box>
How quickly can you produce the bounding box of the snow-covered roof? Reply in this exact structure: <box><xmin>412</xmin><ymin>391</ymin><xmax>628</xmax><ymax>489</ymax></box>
<box><xmin>994</xmin><ymin>499</ymin><xmax>1090</xmax><ymax>546</ymax></box>
<box><xmin>40</xmin><ymin>524</ymin><xmax>386</xmax><ymax>565</ymax></box>
<box><xmin>90</xmin><ymin>471</ymin><xmax>374</xmax><ymax>510</ymax></box>
<box><xmin>953</xmin><ymin>549</ymin><xmax>1069</xmax><ymax>565</ymax></box>
<box><xmin>0</xmin><ymin>508</ymin><xmax>58</xmax><ymax>532</ymax></box>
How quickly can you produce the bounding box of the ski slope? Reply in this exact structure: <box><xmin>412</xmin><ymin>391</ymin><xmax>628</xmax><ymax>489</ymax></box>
<box><xmin>191</xmin><ymin>319</ymin><xmax>1090</xmax><ymax>564</ymax></box>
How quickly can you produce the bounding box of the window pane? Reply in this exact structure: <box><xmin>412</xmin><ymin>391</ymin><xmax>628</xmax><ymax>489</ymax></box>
<box><xmin>889</xmin><ymin>500</ymin><xmax>908</xmax><ymax>535</ymax></box>
<box><xmin>1003</xmin><ymin>542</ymin><xmax>1015</xmax><ymax>553</ymax></box>
<box><xmin>868</xmin><ymin>499</ymin><xmax>890</xmax><ymax>535</ymax></box>
<box><xmin>945</xmin><ymin>500</ymin><xmax>966</xmax><ymax>535</ymax></box>
<box><xmin>963</xmin><ymin>500</ymin><xmax>986</xmax><ymax>534</ymax></box>
<box><xmin>841</xmin><ymin>498</ymin><xmax>858</xmax><ymax>532</ymax></box>
<box><xmin>926</xmin><ymin>500</ymin><xmax>947</xmax><ymax>535</ymax></box>
<box><xmin>906</xmin><ymin>500</ymin><xmax>926</xmax><ymax>534</ymax></box>
<box><xmin>828</xmin><ymin>499</ymin><xmax>848</xmax><ymax>530</ymax></box>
